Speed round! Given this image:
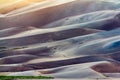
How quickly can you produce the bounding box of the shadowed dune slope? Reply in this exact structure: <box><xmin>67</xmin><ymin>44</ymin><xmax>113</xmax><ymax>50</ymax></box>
<box><xmin>0</xmin><ymin>0</ymin><xmax>120</xmax><ymax>79</ymax></box>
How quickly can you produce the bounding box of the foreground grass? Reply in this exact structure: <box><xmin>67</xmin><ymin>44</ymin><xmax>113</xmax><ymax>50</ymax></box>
<box><xmin>0</xmin><ymin>76</ymin><xmax>54</xmax><ymax>80</ymax></box>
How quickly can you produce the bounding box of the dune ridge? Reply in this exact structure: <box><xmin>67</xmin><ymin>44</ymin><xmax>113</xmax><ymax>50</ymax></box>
<box><xmin>0</xmin><ymin>0</ymin><xmax>120</xmax><ymax>79</ymax></box>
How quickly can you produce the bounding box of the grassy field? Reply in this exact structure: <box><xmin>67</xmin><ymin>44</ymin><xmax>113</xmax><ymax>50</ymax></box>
<box><xmin>0</xmin><ymin>76</ymin><xmax>53</xmax><ymax>80</ymax></box>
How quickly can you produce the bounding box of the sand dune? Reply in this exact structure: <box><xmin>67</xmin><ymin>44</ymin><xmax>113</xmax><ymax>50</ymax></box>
<box><xmin>0</xmin><ymin>27</ymin><xmax>102</xmax><ymax>47</ymax></box>
<box><xmin>0</xmin><ymin>0</ymin><xmax>120</xmax><ymax>79</ymax></box>
<box><xmin>44</xmin><ymin>10</ymin><xmax>120</xmax><ymax>30</ymax></box>
<box><xmin>0</xmin><ymin>0</ymin><xmax>45</xmax><ymax>14</ymax></box>
<box><xmin>0</xmin><ymin>0</ymin><xmax>120</xmax><ymax>29</ymax></box>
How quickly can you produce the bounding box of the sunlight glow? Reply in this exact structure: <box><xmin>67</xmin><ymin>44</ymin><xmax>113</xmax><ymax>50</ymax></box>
<box><xmin>0</xmin><ymin>0</ymin><xmax>44</xmax><ymax>14</ymax></box>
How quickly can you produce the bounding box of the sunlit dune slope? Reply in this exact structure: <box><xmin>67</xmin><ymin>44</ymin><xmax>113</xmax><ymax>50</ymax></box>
<box><xmin>0</xmin><ymin>0</ymin><xmax>120</xmax><ymax>79</ymax></box>
<box><xmin>0</xmin><ymin>0</ymin><xmax>119</xmax><ymax>30</ymax></box>
<box><xmin>0</xmin><ymin>0</ymin><xmax>16</xmax><ymax>5</ymax></box>
<box><xmin>0</xmin><ymin>0</ymin><xmax>45</xmax><ymax>14</ymax></box>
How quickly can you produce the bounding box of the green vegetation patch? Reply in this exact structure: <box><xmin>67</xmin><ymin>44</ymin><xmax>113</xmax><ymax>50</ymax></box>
<box><xmin>0</xmin><ymin>76</ymin><xmax>54</xmax><ymax>80</ymax></box>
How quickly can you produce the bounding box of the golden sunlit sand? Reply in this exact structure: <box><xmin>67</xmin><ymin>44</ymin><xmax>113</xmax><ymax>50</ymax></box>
<box><xmin>0</xmin><ymin>0</ymin><xmax>45</xmax><ymax>14</ymax></box>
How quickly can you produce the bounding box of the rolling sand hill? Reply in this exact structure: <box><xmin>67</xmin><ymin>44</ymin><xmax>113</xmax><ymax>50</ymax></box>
<box><xmin>0</xmin><ymin>0</ymin><xmax>45</xmax><ymax>14</ymax></box>
<box><xmin>0</xmin><ymin>0</ymin><xmax>120</xmax><ymax>79</ymax></box>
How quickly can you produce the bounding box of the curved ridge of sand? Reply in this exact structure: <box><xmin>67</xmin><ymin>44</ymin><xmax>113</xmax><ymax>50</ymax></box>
<box><xmin>0</xmin><ymin>0</ymin><xmax>120</xmax><ymax>79</ymax></box>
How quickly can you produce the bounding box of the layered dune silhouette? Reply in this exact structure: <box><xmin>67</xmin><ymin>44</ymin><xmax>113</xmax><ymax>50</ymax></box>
<box><xmin>0</xmin><ymin>0</ymin><xmax>120</xmax><ymax>79</ymax></box>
